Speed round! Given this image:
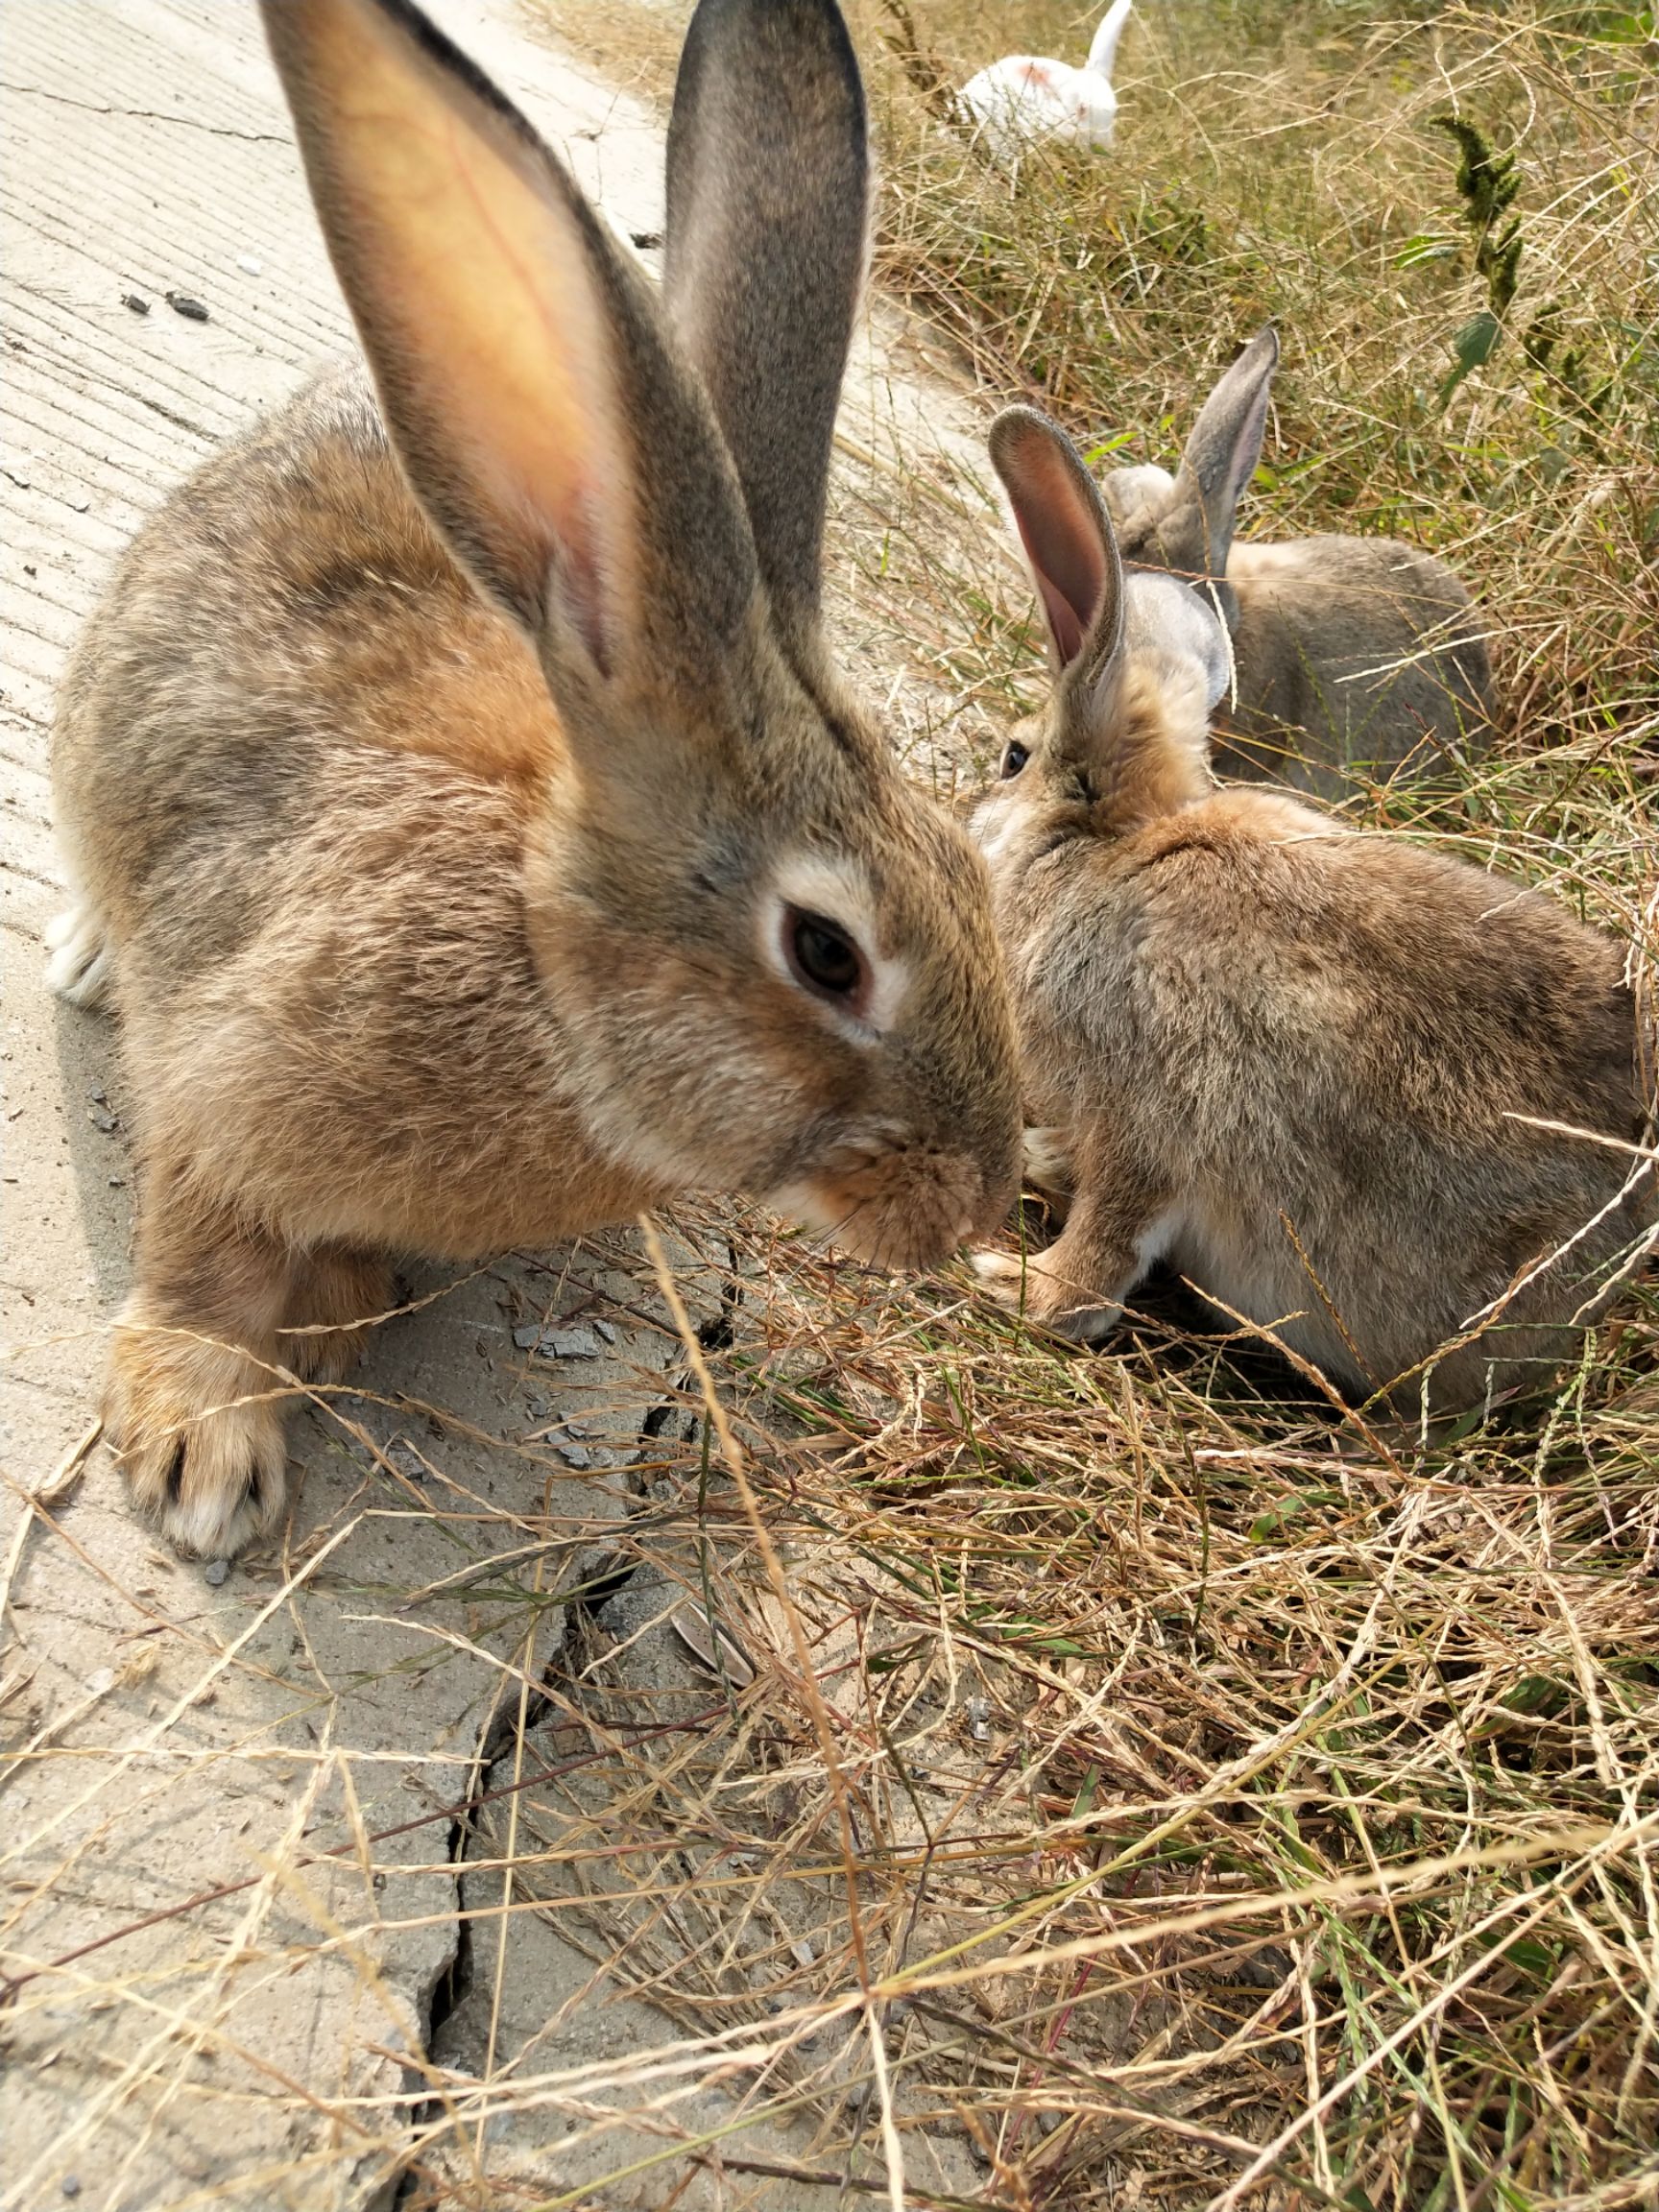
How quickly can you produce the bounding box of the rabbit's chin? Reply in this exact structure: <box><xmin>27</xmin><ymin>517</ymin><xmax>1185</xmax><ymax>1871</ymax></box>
<box><xmin>771</xmin><ymin>1143</ymin><xmax>1007</xmax><ymax>1274</ymax></box>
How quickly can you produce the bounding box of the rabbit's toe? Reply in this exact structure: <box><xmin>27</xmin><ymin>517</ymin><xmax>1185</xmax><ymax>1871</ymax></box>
<box><xmin>972</xmin><ymin>1249</ymin><xmax>1027</xmax><ymax>1300</ymax></box>
<box><xmin>972</xmin><ymin>1248</ymin><xmax>1122</xmax><ymax>1343</ymax></box>
<box><xmin>107</xmin><ymin>1324</ymin><xmax>290</xmax><ymax>1558</ymax></box>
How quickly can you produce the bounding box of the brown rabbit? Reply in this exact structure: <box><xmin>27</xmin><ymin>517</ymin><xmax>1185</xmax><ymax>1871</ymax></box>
<box><xmin>973</xmin><ymin>405</ymin><xmax>1653</xmax><ymax>1415</ymax></box>
<box><xmin>1101</xmin><ymin>327</ymin><xmax>1497</xmax><ymax>798</ymax></box>
<box><xmin>47</xmin><ymin>0</ymin><xmax>1022</xmax><ymax>1557</ymax></box>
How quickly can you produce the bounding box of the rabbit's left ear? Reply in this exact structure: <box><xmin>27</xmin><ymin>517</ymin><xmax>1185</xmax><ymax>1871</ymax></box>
<box><xmin>990</xmin><ymin>405</ymin><xmax>1125</xmax><ymax>698</ymax></box>
<box><xmin>664</xmin><ymin>0</ymin><xmax>869</xmax><ymax>662</ymax></box>
<box><xmin>259</xmin><ymin>0</ymin><xmax>757</xmax><ymax>695</ymax></box>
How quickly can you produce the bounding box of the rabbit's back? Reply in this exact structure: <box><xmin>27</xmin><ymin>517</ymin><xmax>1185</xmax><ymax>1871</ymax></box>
<box><xmin>1016</xmin><ymin>793</ymin><xmax>1649</xmax><ymax>1392</ymax></box>
<box><xmin>50</xmin><ymin>370</ymin><xmax>601</xmax><ymax>1256</ymax></box>
<box><xmin>1221</xmin><ymin>536</ymin><xmax>1495</xmax><ymax>794</ymax></box>
<box><xmin>54</xmin><ymin>367</ymin><xmax>556</xmax><ymax>981</ymax></box>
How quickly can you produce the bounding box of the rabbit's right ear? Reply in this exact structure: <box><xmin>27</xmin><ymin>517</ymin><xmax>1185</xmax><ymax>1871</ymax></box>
<box><xmin>1163</xmin><ymin>324</ymin><xmax>1279</xmax><ymax>578</ymax></box>
<box><xmin>259</xmin><ymin>0</ymin><xmax>754</xmax><ymax>686</ymax></box>
<box><xmin>663</xmin><ymin>0</ymin><xmax>869</xmax><ymax>661</ymax></box>
<box><xmin>989</xmin><ymin>406</ymin><xmax>1124</xmax><ymax>700</ymax></box>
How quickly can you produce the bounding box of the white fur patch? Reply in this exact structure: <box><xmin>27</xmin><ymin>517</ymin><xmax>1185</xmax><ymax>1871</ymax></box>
<box><xmin>1124</xmin><ymin>571</ymin><xmax>1231</xmax><ymax>714</ymax></box>
<box><xmin>761</xmin><ymin>853</ymin><xmax>909</xmax><ymax>1043</ymax></box>
<box><xmin>1133</xmin><ymin>1204</ymin><xmax>1185</xmax><ymax>1277</ymax></box>
<box><xmin>970</xmin><ymin>788</ymin><xmax>1024</xmax><ymax>871</ymax></box>
<box><xmin>45</xmin><ymin>898</ymin><xmax>113</xmax><ymax>1009</ymax></box>
<box><xmin>1102</xmin><ymin>463</ymin><xmax>1178</xmax><ymax>532</ymax></box>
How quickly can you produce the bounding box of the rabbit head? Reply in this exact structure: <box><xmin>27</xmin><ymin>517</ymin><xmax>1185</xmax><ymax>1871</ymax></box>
<box><xmin>261</xmin><ymin>0</ymin><xmax>1022</xmax><ymax>1266</ymax></box>
<box><xmin>974</xmin><ymin>405</ymin><xmax>1231</xmax><ymax>877</ymax></box>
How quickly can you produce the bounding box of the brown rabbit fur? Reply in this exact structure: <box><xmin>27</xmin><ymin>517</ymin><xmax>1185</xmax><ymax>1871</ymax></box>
<box><xmin>1102</xmin><ymin>327</ymin><xmax>1497</xmax><ymax>799</ymax></box>
<box><xmin>49</xmin><ymin>0</ymin><xmax>1021</xmax><ymax>1557</ymax></box>
<box><xmin>974</xmin><ymin>406</ymin><xmax>1654</xmax><ymax>1416</ymax></box>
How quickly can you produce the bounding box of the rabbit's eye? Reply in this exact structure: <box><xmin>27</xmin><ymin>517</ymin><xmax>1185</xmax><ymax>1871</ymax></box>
<box><xmin>1000</xmin><ymin>741</ymin><xmax>1029</xmax><ymax>780</ymax></box>
<box><xmin>785</xmin><ymin>907</ymin><xmax>868</xmax><ymax>1008</ymax></box>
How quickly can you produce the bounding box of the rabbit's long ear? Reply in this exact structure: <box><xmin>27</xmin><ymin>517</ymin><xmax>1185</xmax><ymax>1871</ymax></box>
<box><xmin>1086</xmin><ymin>0</ymin><xmax>1135</xmax><ymax>84</ymax></box>
<box><xmin>664</xmin><ymin>0</ymin><xmax>869</xmax><ymax>659</ymax></box>
<box><xmin>260</xmin><ymin>0</ymin><xmax>753</xmax><ymax>687</ymax></box>
<box><xmin>989</xmin><ymin>406</ymin><xmax>1124</xmax><ymax>698</ymax></box>
<box><xmin>1163</xmin><ymin>325</ymin><xmax>1278</xmax><ymax>578</ymax></box>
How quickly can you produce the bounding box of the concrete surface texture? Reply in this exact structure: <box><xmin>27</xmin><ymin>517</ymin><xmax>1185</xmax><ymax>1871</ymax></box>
<box><xmin>0</xmin><ymin>1</ymin><xmax>1009</xmax><ymax>2205</ymax></box>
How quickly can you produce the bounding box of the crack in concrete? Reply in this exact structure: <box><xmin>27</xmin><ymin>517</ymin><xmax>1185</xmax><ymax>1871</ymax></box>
<box><xmin>0</xmin><ymin>80</ymin><xmax>289</xmax><ymax>145</ymax></box>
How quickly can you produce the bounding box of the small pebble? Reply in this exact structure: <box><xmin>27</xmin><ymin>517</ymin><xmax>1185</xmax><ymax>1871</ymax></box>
<box><xmin>967</xmin><ymin>1695</ymin><xmax>991</xmax><ymax>1742</ymax></box>
<box><xmin>235</xmin><ymin>252</ymin><xmax>263</xmax><ymax>276</ymax></box>
<box><xmin>593</xmin><ymin>1319</ymin><xmax>618</xmax><ymax>1344</ymax></box>
<box><xmin>384</xmin><ymin>1438</ymin><xmax>428</xmax><ymax>1483</ymax></box>
<box><xmin>87</xmin><ymin>1085</ymin><xmax>108</xmax><ymax>1104</ymax></box>
<box><xmin>513</xmin><ymin>1322</ymin><xmax>601</xmax><ymax>1360</ymax></box>
<box><xmin>90</xmin><ymin>1110</ymin><xmax>117</xmax><ymax>1133</ymax></box>
<box><xmin>204</xmin><ymin>1557</ymin><xmax>230</xmax><ymax>1588</ymax></box>
<box><xmin>122</xmin><ymin>292</ymin><xmax>150</xmax><ymax>315</ymax></box>
<box><xmin>61</xmin><ymin>2180</ymin><xmax>82</xmax><ymax>2201</ymax></box>
<box><xmin>550</xmin><ymin>1327</ymin><xmax>600</xmax><ymax>1359</ymax></box>
<box><xmin>166</xmin><ymin>291</ymin><xmax>209</xmax><ymax>322</ymax></box>
<box><xmin>557</xmin><ymin>1443</ymin><xmax>593</xmax><ymax>1470</ymax></box>
<box><xmin>85</xmin><ymin>1669</ymin><xmax>114</xmax><ymax>1697</ymax></box>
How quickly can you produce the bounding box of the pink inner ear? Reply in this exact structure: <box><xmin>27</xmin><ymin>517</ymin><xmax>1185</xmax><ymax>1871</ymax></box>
<box><xmin>1008</xmin><ymin>469</ymin><xmax>1105</xmax><ymax>669</ymax></box>
<box><xmin>1031</xmin><ymin>563</ymin><xmax>1087</xmax><ymax>664</ymax></box>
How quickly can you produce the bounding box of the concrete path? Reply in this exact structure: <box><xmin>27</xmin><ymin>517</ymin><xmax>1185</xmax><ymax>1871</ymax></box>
<box><xmin>1</xmin><ymin>3</ymin><xmax>1008</xmax><ymax>2206</ymax></box>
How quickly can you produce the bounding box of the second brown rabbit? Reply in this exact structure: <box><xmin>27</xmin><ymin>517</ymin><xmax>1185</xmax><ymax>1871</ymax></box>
<box><xmin>973</xmin><ymin>405</ymin><xmax>1653</xmax><ymax>1417</ymax></box>
<box><xmin>1101</xmin><ymin>328</ymin><xmax>1497</xmax><ymax>798</ymax></box>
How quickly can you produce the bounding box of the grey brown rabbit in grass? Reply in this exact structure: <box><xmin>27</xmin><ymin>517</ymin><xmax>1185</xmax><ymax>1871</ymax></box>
<box><xmin>973</xmin><ymin>405</ymin><xmax>1653</xmax><ymax>1415</ymax></box>
<box><xmin>1100</xmin><ymin>326</ymin><xmax>1497</xmax><ymax>799</ymax></box>
<box><xmin>47</xmin><ymin>0</ymin><xmax>1022</xmax><ymax>1556</ymax></box>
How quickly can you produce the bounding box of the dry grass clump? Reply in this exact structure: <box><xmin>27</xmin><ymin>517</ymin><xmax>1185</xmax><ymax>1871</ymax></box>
<box><xmin>363</xmin><ymin>1213</ymin><xmax>1658</xmax><ymax>2207</ymax></box>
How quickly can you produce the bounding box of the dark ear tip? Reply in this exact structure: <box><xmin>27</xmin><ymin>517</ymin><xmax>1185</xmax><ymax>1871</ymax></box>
<box><xmin>987</xmin><ymin>403</ymin><xmax>1065</xmax><ymax>481</ymax></box>
<box><xmin>1248</xmin><ymin>324</ymin><xmax>1281</xmax><ymax>369</ymax></box>
<box><xmin>683</xmin><ymin>0</ymin><xmax>861</xmax><ymax>79</ymax></box>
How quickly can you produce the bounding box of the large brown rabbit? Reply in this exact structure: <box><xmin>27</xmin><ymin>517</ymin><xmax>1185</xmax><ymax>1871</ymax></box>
<box><xmin>1101</xmin><ymin>327</ymin><xmax>1497</xmax><ymax>798</ymax></box>
<box><xmin>973</xmin><ymin>405</ymin><xmax>1653</xmax><ymax>1416</ymax></box>
<box><xmin>48</xmin><ymin>0</ymin><xmax>1022</xmax><ymax>1556</ymax></box>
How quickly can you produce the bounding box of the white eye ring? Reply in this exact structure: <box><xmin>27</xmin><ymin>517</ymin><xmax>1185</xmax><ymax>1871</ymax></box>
<box><xmin>760</xmin><ymin>855</ymin><xmax>910</xmax><ymax>1046</ymax></box>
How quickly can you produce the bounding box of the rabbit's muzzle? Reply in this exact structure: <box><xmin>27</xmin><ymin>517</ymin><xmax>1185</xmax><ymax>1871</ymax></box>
<box><xmin>776</xmin><ymin>1132</ymin><xmax>1017</xmax><ymax>1273</ymax></box>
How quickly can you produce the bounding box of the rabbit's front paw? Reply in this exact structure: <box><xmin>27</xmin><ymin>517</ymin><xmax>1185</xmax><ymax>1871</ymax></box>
<box><xmin>107</xmin><ymin>1314</ymin><xmax>291</xmax><ymax>1558</ymax></box>
<box><xmin>972</xmin><ymin>1248</ymin><xmax>1123</xmax><ymax>1343</ymax></box>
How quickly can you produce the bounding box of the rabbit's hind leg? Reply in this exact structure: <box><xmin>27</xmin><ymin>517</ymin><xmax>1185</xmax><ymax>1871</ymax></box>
<box><xmin>107</xmin><ymin>1178</ymin><xmax>298</xmax><ymax>1558</ymax></box>
<box><xmin>279</xmin><ymin>1245</ymin><xmax>395</xmax><ymax>1386</ymax></box>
